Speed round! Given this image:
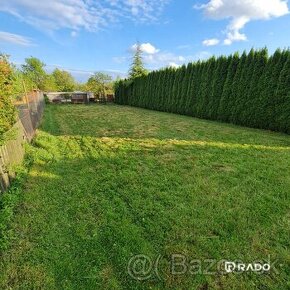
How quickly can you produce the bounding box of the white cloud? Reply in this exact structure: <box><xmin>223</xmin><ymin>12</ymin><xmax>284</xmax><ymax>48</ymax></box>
<box><xmin>129</xmin><ymin>42</ymin><xmax>185</xmax><ymax>67</ymax></box>
<box><xmin>131</xmin><ymin>43</ymin><xmax>160</xmax><ymax>54</ymax></box>
<box><xmin>145</xmin><ymin>52</ymin><xmax>185</xmax><ymax>65</ymax></box>
<box><xmin>168</xmin><ymin>62</ymin><xmax>180</xmax><ymax>68</ymax></box>
<box><xmin>0</xmin><ymin>0</ymin><xmax>117</xmax><ymax>32</ymax></box>
<box><xmin>0</xmin><ymin>31</ymin><xmax>33</xmax><ymax>46</ymax></box>
<box><xmin>118</xmin><ymin>0</ymin><xmax>170</xmax><ymax>22</ymax></box>
<box><xmin>196</xmin><ymin>0</ymin><xmax>289</xmax><ymax>45</ymax></box>
<box><xmin>113</xmin><ymin>43</ymin><xmax>198</xmax><ymax>69</ymax></box>
<box><xmin>193</xmin><ymin>51</ymin><xmax>212</xmax><ymax>60</ymax></box>
<box><xmin>114</xmin><ymin>52</ymin><xmax>213</xmax><ymax>70</ymax></box>
<box><xmin>0</xmin><ymin>0</ymin><xmax>169</xmax><ymax>33</ymax></box>
<box><xmin>202</xmin><ymin>38</ymin><xmax>220</xmax><ymax>46</ymax></box>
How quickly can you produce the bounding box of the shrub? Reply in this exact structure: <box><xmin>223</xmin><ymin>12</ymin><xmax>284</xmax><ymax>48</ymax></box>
<box><xmin>0</xmin><ymin>55</ymin><xmax>17</xmax><ymax>142</ymax></box>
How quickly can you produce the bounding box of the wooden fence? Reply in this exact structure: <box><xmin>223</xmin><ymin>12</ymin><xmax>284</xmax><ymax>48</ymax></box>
<box><xmin>0</xmin><ymin>91</ymin><xmax>44</xmax><ymax>192</ymax></box>
<box><xmin>0</xmin><ymin>121</ymin><xmax>26</xmax><ymax>192</ymax></box>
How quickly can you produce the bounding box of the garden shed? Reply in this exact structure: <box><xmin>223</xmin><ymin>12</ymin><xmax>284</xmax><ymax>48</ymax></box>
<box><xmin>46</xmin><ymin>92</ymin><xmax>94</xmax><ymax>104</ymax></box>
<box><xmin>71</xmin><ymin>92</ymin><xmax>90</xmax><ymax>104</ymax></box>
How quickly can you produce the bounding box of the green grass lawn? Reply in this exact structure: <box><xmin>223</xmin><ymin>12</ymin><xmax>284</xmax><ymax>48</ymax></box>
<box><xmin>1</xmin><ymin>104</ymin><xmax>290</xmax><ymax>290</ymax></box>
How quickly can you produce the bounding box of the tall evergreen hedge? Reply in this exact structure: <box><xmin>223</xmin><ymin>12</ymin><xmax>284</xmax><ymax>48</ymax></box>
<box><xmin>115</xmin><ymin>48</ymin><xmax>290</xmax><ymax>133</ymax></box>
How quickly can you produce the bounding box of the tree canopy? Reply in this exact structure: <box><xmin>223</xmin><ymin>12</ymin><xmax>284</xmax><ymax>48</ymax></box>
<box><xmin>86</xmin><ymin>72</ymin><xmax>113</xmax><ymax>97</ymax></box>
<box><xmin>129</xmin><ymin>43</ymin><xmax>148</xmax><ymax>79</ymax></box>
<box><xmin>52</xmin><ymin>69</ymin><xmax>76</xmax><ymax>92</ymax></box>
<box><xmin>22</xmin><ymin>57</ymin><xmax>47</xmax><ymax>90</ymax></box>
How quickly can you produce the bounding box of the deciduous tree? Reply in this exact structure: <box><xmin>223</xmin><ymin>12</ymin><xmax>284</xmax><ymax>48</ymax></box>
<box><xmin>52</xmin><ymin>69</ymin><xmax>76</xmax><ymax>92</ymax></box>
<box><xmin>22</xmin><ymin>57</ymin><xmax>47</xmax><ymax>90</ymax></box>
<box><xmin>0</xmin><ymin>54</ymin><xmax>16</xmax><ymax>140</ymax></box>
<box><xmin>86</xmin><ymin>72</ymin><xmax>112</xmax><ymax>98</ymax></box>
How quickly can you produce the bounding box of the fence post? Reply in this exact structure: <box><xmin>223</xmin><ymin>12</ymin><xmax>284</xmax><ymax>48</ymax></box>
<box><xmin>22</xmin><ymin>80</ymin><xmax>30</xmax><ymax>110</ymax></box>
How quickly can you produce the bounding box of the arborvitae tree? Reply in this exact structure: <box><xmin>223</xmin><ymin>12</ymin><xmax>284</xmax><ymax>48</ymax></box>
<box><xmin>163</xmin><ymin>69</ymin><xmax>170</xmax><ymax>111</ymax></box>
<box><xmin>202</xmin><ymin>57</ymin><xmax>217</xmax><ymax>119</ymax></box>
<box><xmin>237</xmin><ymin>49</ymin><xmax>261</xmax><ymax>126</ymax></box>
<box><xmin>158</xmin><ymin>69</ymin><xmax>164</xmax><ymax>110</ymax></box>
<box><xmin>267</xmin><ymin>49</ymin><xmax>288</xmax><ymax>130</ymax></box>
<box><xmin>148</xmin><ymin>72</ymin><xmax>155</xmax><ymax>109</ymax></box>
<box><xmin>195</xmin><ymin>60</ymin><xmax>209</xmax><ymax>117</ymax></box>
<box><xmin>207</xmin><ymin>56</ymin><xmax>222</xmax><ymax>119</ymax></box>
<box><xmin>217</xmin><ymin>53</ymin><xmax>239</xmax><ymax>121</ymax></box>
<box><xmin>244</xmin><ymin>48</ymin><xmax>268</xmax><ymax>126</ymax></box>
<box><xmin>153</xmin><ymin>71</ymin><xmax>160</xmax><ymax>110</ymax></box>
<box><xmin>116</xmin><ymin>81</ymin><xmax>122</xmax><ymax>104</ymax></box>
<box><xmin>176</xmin><ymin>65</ymin><xmax>186</xmax><ymax>113</ymax></box>
<box><xmin>115</xmin><ymin>80</ymin><xmax>123</xmax><ymax>104</ymax></box>
<box><xmin>182</xmin><ymin>63</ymin><xmax>190</xmax><ymax>113</ymax></box>
<box><xmin>141</xmin><ymin>75</ymin><xmax>147</xmax><ymax>107</ymax></box>
<box><xmin>141</xmin><ymin>74</ymin><xmax>148</xmax><ymax>106</ymax></box>
<box><xmin>184</xmin><ymin>62</ymin><xmax>195</xmax><ymax>115</ymax></box>
<box><xmin>231</xmin><ymin>49</ymin><xmax>255</xmax><ymax>125</ymax></box>
<box><xmin>256</xmin><ymin>49</ymin><xmax>280</xmax><ymax>128</ymax></box>
<box><xmin>131</xmin><ymin>78</ymin><xmax>138</xmax><ymax>106</ymax></box>
<box><xmin>274</xmin><ymin>51</ymin><xmax>290</xmax><ymax>132</ymax></box>
<box><xmin>168</xmin><ymin>67</ymin><xmax>178</xmax><ymax>112</ymax></box>
<box><xmin>146</xmin><ymin>71</ymin><xmax>152</xmax><ymax>109</ymax></box>
<box><xmin>156</xmin><ymin>70</ymin><xmax>163</xmax><ymax>110</ymax></box>
<box><xmin>129</xmin><ymin>43</ymin><xmax>148</xmax><ymax>79</ymax></box>
<box><xmin>208</xmin><ymin>56</ymin><xmax>229</xmax><ymax>120</ymax></box>
<box><xmin>165</xmin><ymin>68</ymin><xmax>174</xmax><ymax>111</ymax></box>
<box><xmin>190</xmin><ymin>61</ymin><xmax>203</xmax><ymax>116</ymax></box>
<box><xmin>171</xmin><ymin>67</ymin><xmax>180</xmax><ymax>112</ymax></box>
<box><xmin>175</xmin><ymin>66</ymin><xmax>182</xmax><ymax>113</ymax></box>
<box><xmin>142</xmin><ymin>73</ymin><xmax>148</xmax><ymax>108</ymax></box>
<box><xmin>136</xmin><ymin>77</ymin><xmax>141</xmax><ymax>105</ymax></box>
<box><xmin>227</xmin><ymin>52</ymin><xmax>246</xmax><ymax>123</ymax></box>
<box><xmin>159</xmin><ymin>69</ymin><xmax>166</xmax><ymax>110</ymax></box>
<box><xmin>126</xmin><ymin>81</ymin><xmax>131</xmax><ymax>104</ymax></box>
<box><xmin>153</xmin><ymin>71</ymin><xmax>159</xmax><ymax>110</ymax></box>
<box><xmin>151</xmin><ymin>71</ymin><xmax>156</xmax><ymax>109</ymax></box>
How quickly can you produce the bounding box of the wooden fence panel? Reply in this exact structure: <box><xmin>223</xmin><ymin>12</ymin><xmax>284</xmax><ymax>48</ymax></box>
<box><xmin>0</xmin><ymin>91</ymin><xmax>44</xmax><ymax>192</ymax></box>
<box><xmin>0</xmin><ymin>121</ymin><xmax>26</xmax><ymax>192</ymax></box>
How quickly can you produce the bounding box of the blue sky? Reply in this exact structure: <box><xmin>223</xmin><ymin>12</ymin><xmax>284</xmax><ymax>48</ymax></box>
<box><xmin>0</xmin><ymin>0</ymin><xmax>289</xmax><ymax>82</ymax></box>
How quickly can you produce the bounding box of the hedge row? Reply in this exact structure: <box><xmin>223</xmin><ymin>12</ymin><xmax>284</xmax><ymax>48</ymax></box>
<box><xmin>115</xmin><ymin>48</ymin><xmax>290</xmax><ymax>133</ymax></box>
<box><xmin>0</xmin><ymin>55</ymin><xmax>17</xmax><ymax>142</ymax></box>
